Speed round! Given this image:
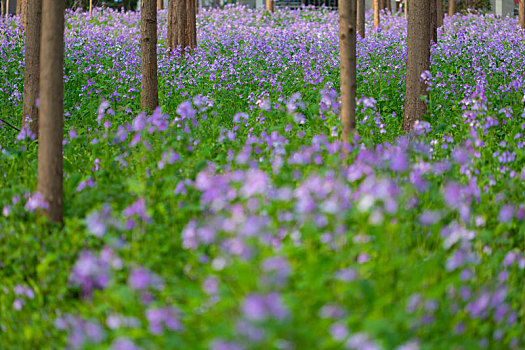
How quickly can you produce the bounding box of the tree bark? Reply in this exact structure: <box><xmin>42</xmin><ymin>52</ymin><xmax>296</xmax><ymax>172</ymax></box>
<box><xmin>22</xmin><ymin>0</ymin><xmax>41</xmax><ymax>136</ymax></box>
<box><xmin>519</xmin><ymin>0</ymin><xmax>525</xmax><ymax>29</ymax></box>
<box><xmin>339</xmin><ymin>0</ymin><xmax>357</xmax><ymax>144</ymax></box>
<box><xmin>266</xmin><ymin>0</ymin><xmax>273</xmax><ymax>12</ymax></box>
<box><xmin>402</xmin><ymin>0</ymin><xmax>430</xmax><ymax>131</ymax></box>
<box><xmin>404</xmin><ymin>0</ymin><xmax>407</xmax><ymax>20</ymax></box>
<box><xmin>1</xmin><ymin>1</ymin><xmax>4</xmax><ymax>18</ymax></box>
<box><xmin>186</xmin><ymin>0</ymin><xmax>196</xmax><ymax>49</ymax></box>
<box><xmin>167</xmin><ymin>0</ymin><xmax>178</xmax><ymax>53</ymax></box>
<box><xmin>386</xmin><ymin>0</ymin><xmax>391</xmax><ymax>12</ymax></box>
<box><xmin>20</xmin><ymin>0</ymin><xmax>27</xmax><ymax>28</ymax></box>
<box><xmin>373</xmin><ymin>0</ymin><xmax>379</xmax><ymax>27</ymax></box>
<box><xmin>16</xmin><ymin>0</ymin><xmax>21</xmax><ymax>15</ymax></box>
<box><xmin>6</xmin><ymin>0</ymin><xmax>9</xmax><ymax>17</ymax></box>
<box><xmin>430</xmin><ymin>0</ymin><xmax>437</xmax><ymax>43</ymax></box>
<box><xmin>157</xmin><ymin>0</ymin><xmax>163</xmax><ymax>10</ymax></box>
<box><xmin>448</xmin><ymin>0</ymin><xmax>454</xmax><ymax>18</ymax></box>
<box><xmin>140</xmin><ymin>0</ymin><xmax>158</xmax><ymax>112</ymax></box>
<box><xmin>38</xmin><ymin>0</ymin><xmax>64</xmax><ymax>223</ymax></box>
<box><xmin>89</xmin><ymin>0</ymin><xmax>92</xmax><ymax>15</ymax></box>
<box><xmin>436</xmin><ymin>0</ymin><xmax>443</xmax><ymax>27</ymax></box>
<box><xmin>357</xmin><ymin>0</ymin><xmax>365</xmax><ymax>38</ymax></box>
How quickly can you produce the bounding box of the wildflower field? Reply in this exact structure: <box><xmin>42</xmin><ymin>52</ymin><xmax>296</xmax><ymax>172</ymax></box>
<box><xmin>1</xmin><ymin>6</ymin><xmax>525</xmax><ymax>349</ymax></box>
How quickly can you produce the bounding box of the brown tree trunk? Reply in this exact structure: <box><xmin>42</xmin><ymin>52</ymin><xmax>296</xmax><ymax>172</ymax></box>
<box><xmin>357</xmin><ymin>0</ymin><xmax>365</xmax><ymax>38</ymax></box>
<box><xmin>16</xmin><ymin>0</ymin><xmax>21</xmax><ymax>15</ymax></box>
<box><xmin>402</xmin><ymin>0</ymin><xmax>430</xmax><ymax>131</ymax></box>
<box><xmin>140</xmin><ymin>0</ymin><xmax>158</xmax><ymax>112</ymax></box>
<box><xmin>186</xmin><ymin>0</ymin><xmax>196</xmax><ymax>49</ymax></box>
<box><xmin>339</xmin><ymin>0</ymin><xmax>357</xmax><ymax>144</ymax></box>
<box><xmin>157</xmin><ymin>0</ymin><xmax>163</xmax><ymax>10</ymax></box>
<box><xmin>430</xmin><ymin>0</ymin><xmax>437</xmax><ymax>43</ymax></box>
<box><xmin>89</xmin><ymin>0</ymin><xmax>92</xmax><ymax>15</ymax></box>
<box><xmin>519</xmin><ymin>0</ymin><xmax>525</xmax><ymax>29</ymax></box>
<box><xmin>448</xmin><ymin>0</ymin><xmax>454</xmax><ymax>17</ymax></box>
<box><xmin>373</xmin><ymin>0</ymin><xmax>379</xmax><ymax>27</ymax></box>
<box><xmin>386</xmin><ymin>0</ymin><xmax>391</xmax><ymax>12</ymax></box>
<box><xmin>20</xmin><ymin>0</ymin><xmax>27</xmax><ymax>28</ymax></box>
<box><xmin>404</xmin><ymin>0</ymin><xmax>407</xmax><ymax>20</ymax></box>
<box><xmin>1</xmin><ymin>1</ymin><xmax>4</xmax><ymax>18</ymax></box>
<box><xmin>22</xmin><ymin>0</ymin><xmax>41</xmax><ymax>136</ymax></box>
<box><xmin>266</xmin><ymin>0</ymin><xmax>273</xmax><ymax>12</ymax></box>
<box><xmin>38</xmin><ymin>0</ymin><xmax>64</xmax><ymax>223</ymax></box>
<box><xmin>6</xmin><ymin>0</ymin><xmax>9</xmax><ymax>17</ymax></box>
<box><xmin>436</xmin><ymin>0</ymin><xmax>443</xmax><ymax>27</ymax></box>
<box><xmin>167</xmin><ymin>0</ymin><xmax>178</xmax><ymax>53</ymax></box>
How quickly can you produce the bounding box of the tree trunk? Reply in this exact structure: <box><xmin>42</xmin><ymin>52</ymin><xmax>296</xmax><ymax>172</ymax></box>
<box><xmin>448</xmin><ymin>0</ymin><xmax>454</xmax><ymax>17</ymax></box>
<box><xmin>1</xmin><ymin>1</ymin><xmax>4</xmax><ymax>18</ymax></box>
<box><xmin>140</xmin><ymin>0</ymin><xmax>158</xmax><ymax>112</ymax></box>
<box><xmin>16</xmin><ymin>0</ymin><xmax>21</xmax><ymax>15</ymax></box>
<box><xmin>266</xmin><ymin>0</ymin><xmax>274</xmax><ymax>12</ymax></box>
<box><xmin>386</xmin><ymin>0</ymin><xmax>391</xmax><ymax>12</ymax></box>
<box><xmin>38</xmin><ymin>0</ymin><xmax>64</xmax><ymax>223</ymax></box>
<box><xmin>6</xmin><ymin>0</ymin><xmax>9</xmax><ymax>17</ymax></box>
<box><xmin>373</xmin><ymin>0</ymin><xmax>379</xmax><ymax>27</ymax></box>
<box><xmin>157</xmin><ymin>0</ymin><xmax>162</xmax><ymax>10</ymax></box>
<box><xmin>357</xmin><ymin>0</ymin><xmax>365</xmax><ymax>38</ymax></box>
<box><xmin>404</xmin><ymin>0</ymin><xmax>407</xmax><ymax>20</ymax></box>
<box><xmin>430</xmin><ymin>0</ymin><xmax>437</xmax><ymax>43</ymax></box>
<box><xmin>20</xmin><ymin>0</ymin><xmax>27</xmax><ymax>28</ymax></box>
<box><xmin>186</xmin><ymin>0</ymin><xmax>196</xmax><ymax>49</ymax></box>
<box><xmin>167</xmin><ymin>0</ymin><xmax>178</xmax><ymax>54</ymax></box>
<box><xmin>22</xmin><ymin>0</ymin><xmax>41</xmax><ymax>136</ymax></box>
<box><xmin>402</xmin><ymin>0</ymin><xmax>430</xmax><ymax>131</ymax></box>
<box><xmin>436</xmin><ymin>0</ymin><xmax>443</xmax><ymax>27</ymax></box>
<box><xmin>519</xmin><ymin>0</ymin><xmax>525</xmax><ymax>29</ymax></box>
<box><xmin>89</xmin><ymin>0</ymin><xmax>92</xmax><ymax>15</ymax></box>
<box><xmin>339</xmin><ymin>0</ymin><xmax>357</xmax><ymax>144</ymax></box>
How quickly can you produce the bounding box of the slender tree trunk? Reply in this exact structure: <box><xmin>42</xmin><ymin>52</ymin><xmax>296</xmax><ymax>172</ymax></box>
<box><xmin>436</xmin><ymin>0</ymin><xmax>443</xmax><ymax>27</ymax></box>
<box><xmin>140</xmin><ymin>0</ymin><xmax>158</xmax><ymax>111</ymax></box>
<box><xmin>22</xmin><ymin>0</ymin><xmax>41</xmax><ymax>136</ymax></box>
<box><xmin>16</xmin><ymin>0</ymin><xmax>21</xmax><ymax>15</ymax></box>
<box><xmin>430</xmin><ymin>0</ymin><xmax>437</xmax><ymax>43</ymax></box>
<box><xmin>404</xmin><ymin>0</ymin><xmax>407</xmax><ymax>20</ymax></box>
<box><xmin>20</xmin><ymin>0</ymin><xmax>26</xmax><ymax>28</ymax></box>
<box><xmin>357</xmin><ymin>0</ymin><xmax>365</xmax><ymax>38</ymax></box>
<box><xmin>386</xmin><ymin>0</ymin><xmax>391</xmax><ymax>12</ymax></box>
<box><xmin>89</xmin><ymin>0</ymin><xmax>92</xmax><ymax>15</ymax></box>
<box><xmin>339</xmin><ymin>0</ymin><xmax>357</xmax><ymax>144</ymax></box>
<box><xmin>1</xmin><ymin>1</ymin><xmax>4</xmax><ymax>18</ymax></box>
<box><xmin>38</xmin><ymin>0</ymin><xmax>64</xmax><ymax>223</ymax></box>
<box><xmin>402</xmin><ymin>0</ymin><xmax>430</xmax><ymax>131</ymax></box>
<box><xmin>157</xmin><ymin>0</ymin><xmax>163</xmax><ymax>10</ymax></box>
<box><xmin>266</xmin><ymin>0</ymin><xmax>273</xmax><ymax>12</ymax></box>
<box><xmin>519</xmin><ymin>0</ymin><xmax>525</xmax><ymax>29</ymax></box>
<box><xmin>373</xmin><ymin>0</ymin><xmax>379</xmax><ymax>27</ymax></box>
<box><xmin>448</xmin><ymin>0</ymin><xmax>454</xmax><ymax>18</ymax></box>
<box><xmin>186</xmin><ymin>0</ymin><xmax>196</xmax><ymax>49</ymax></box>
<box><xmin>167</xmin><ymin>0</ymin><xmax>178</xmax><ymax>54</ymax></box>
<box><xmin>6</xmin><ymin>0</ymin><xmax>9</xmax><ymax>17</ymax></box>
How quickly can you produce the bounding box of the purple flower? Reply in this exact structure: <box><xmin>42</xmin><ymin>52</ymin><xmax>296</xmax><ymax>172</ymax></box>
<box><xmin>242</xmin><ymin>292</ymin><xmax>288</xmax><ymax>321</ymax></box>
<box><xmin>330</xmin><ymin>322</ymin><xmax>348</xmax><ymax>341</ymax></box>
<box><xmin>498</xmin><ymin>205</ymin><xmax>514</xmax><ymax>223</ymax></box>
<box><xmin>128</xmin><ymin>267</ymin><xmax>164</xmax><ymax>291</ymax></box>
<box><xmin>24</xmin><ymin>192</ymin><xmax>49</xmax><ymax>212</ymax></box>
<box><xmin>112</xmin><ymin>338</ymin><xmax>142</xmax><ymax>350</ymax></box>
<box><xmin>177</xmin><ymin>101</ymin><xmax>197</xmax><ymax>119</ymax></box>
<box><xmin>122</xmin><ymin>198</ymin><xmax>151</xmax><ymax>222</ymax></box>
<box><xmin>145</xmin><ymin>306</ymin><xmax>181</xmax><ymax>335</ymax></box>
